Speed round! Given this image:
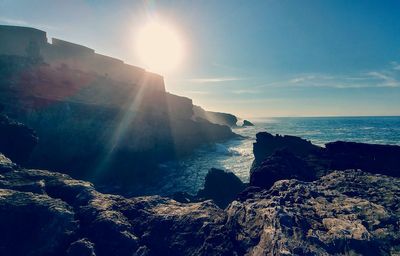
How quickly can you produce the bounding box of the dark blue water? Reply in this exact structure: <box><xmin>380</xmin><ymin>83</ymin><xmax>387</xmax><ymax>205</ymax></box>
<box><xmin>154</xmin><ymin>116</ymin><xmax>400</xmax><ymax>195</ymax></box>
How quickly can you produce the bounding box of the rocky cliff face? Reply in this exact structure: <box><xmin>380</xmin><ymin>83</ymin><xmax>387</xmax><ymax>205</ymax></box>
<box><xmin>1</xmin><ymin>154</ymin><xmax>399</xmax><ymax>256</ymax></box>
<box><xmin>0</xmin><ymin>53</ymin><xmax>236</xmax><ymax>190</ymax></box>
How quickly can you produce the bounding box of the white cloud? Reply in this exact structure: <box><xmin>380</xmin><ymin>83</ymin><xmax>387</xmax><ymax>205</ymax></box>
<box><xmin>185</xmin><ymin>90</ymin><xmax>210</xmax><ymax>95</ymax></box>
<box><xmin>231</xmin><ymin>89</ymin><xmax>259</xmax><ymax>94</ymax></box>
<box><xmin>0</xmin><ymin>16</ymin><xmax>58</xmax><ymax>30</ymax></box>
<box><xmin>187</xmin><ymin>77</ymin><xmax>244</xmax><ymax>83</ymax></box>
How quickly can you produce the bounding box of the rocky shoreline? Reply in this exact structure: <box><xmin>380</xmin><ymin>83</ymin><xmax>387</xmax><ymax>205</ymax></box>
<box><xmin>1</xmin><ymin>114</ymin><xmax>399</xmax><ymax>255</ymax></box>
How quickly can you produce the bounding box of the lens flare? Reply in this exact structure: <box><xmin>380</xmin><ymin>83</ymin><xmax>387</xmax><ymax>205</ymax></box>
<box><xmin>136</xmin><ymin>21</ymin><xmax>184</xmax><ymax>74</ymax></box>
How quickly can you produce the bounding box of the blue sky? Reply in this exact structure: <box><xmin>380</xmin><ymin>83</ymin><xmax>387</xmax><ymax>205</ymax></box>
<box><xmin>1</xmin><ymin>0</ymin><xmax>400</xmax><ymax>117</ymax></box>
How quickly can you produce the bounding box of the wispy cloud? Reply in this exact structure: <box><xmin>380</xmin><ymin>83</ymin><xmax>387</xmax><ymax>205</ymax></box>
<box><xmin>187</xmin><ymin>77</ymin><xmax>244</xmax><ymax>83</ymax></box>
<box><xmin>231</xmin><ymin>89</ymin><xmax>260</xmax><ymax>94</ymax></box>
<box><xmin>366</xmin><ymin>71</ymin><xmax>400</xmax><ymax>87</ymax></box>
<box><xmin>391</xmin><ymin>61</ymin><xmax>400</xmax><ymax>71</ymax></box>
<box><xmin>0</xmin><ymin>16</ymin><xmax>58</xmax><ymax>30</ymax></box>
<box><xmin>255</xmin><ymin>67</ymin><xmax>400</xmax><ymax>89</ymax></box>
<box><xmin>185</xmin><ymin>90</ymin><xmax>211</xmax><ymax>95</ymax></box>
<box><xmin>0</xmin><ymin>17</ymin><xmax>29</xmax><ymax>26</ymax></box>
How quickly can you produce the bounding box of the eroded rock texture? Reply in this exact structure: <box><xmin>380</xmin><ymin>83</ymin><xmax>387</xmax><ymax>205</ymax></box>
<box><xmin>1</xmin><ymin>153</ymin><xmax>399</xmax><ymax>256</ymax></box>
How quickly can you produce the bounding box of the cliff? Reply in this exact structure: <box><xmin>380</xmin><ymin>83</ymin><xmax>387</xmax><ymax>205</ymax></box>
<box><xmin>0</xmin><ymin>25</ymin><xmax>237</xmax><ymax>190</ymax></box>
<box><xmin>193</xmin><ymin>105</ymin><xmax>238</xmax><ymax>127</ymax></box>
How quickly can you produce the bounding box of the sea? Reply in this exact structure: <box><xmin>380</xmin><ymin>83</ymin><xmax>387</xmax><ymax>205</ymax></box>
<box><xmin>155</xmin><ymin>116</ymin><xmax>400</xmax><ymax>195</ymax></box>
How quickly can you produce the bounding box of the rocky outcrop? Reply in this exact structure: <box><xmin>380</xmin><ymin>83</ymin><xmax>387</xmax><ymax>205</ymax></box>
<box><xmin>197</xmin><ymin>168</ymin><xmax>246</xmax><ymax>208</ymax></box>
<box><xmin>0</xmin><ymin>112</ymin><xmax>38</xmax><ymax>164</ymax></box>
<box><xmin>250</xmin><ymin>131</ymin><xmax>400</xmax><ymax>189</ymax></box>
<box><xmin>193</xmin><ymin>105</ymin><xmax>238</xmax><ymax>127</ymax></box>
<box><xmin>250</xmin><ymin>150</ymin><xmax>316</xmax><ymax>189</ymax></box>
<box><xmin>0</xmin><ymin>154</ymin><xmax>399</xmax><ymax>255</ymax></box>
<box><xmin>252</xmin><ymin>132</ymin><xmax>321</xmax><ymax>165</ymax></box>
<box><xmin>242</xmin><ymin>120</ymin><xmax>254</xmax><ymax>127</ymax></box>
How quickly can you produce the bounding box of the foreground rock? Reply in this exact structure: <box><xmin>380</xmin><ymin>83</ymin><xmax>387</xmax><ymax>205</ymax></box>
<box><xmin>1</xmin><ymin>154</ymin><xmax>399</xmax><ymax>255</ymax></box>
<box><xmin>229</xmin><ymin>170</ymin><xmax>400</xmax><ymax>255</ymax></box>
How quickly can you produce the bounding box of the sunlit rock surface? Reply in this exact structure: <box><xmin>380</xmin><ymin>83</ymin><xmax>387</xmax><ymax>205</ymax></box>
<box><xmin>0</xmin><ymin>154</ymin><xmax>399</xmax><ymax>256</ymax></box>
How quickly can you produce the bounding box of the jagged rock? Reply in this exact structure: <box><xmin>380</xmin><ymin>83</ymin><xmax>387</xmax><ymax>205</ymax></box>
<box><xmin>252</xmin><ymin>132</ymin><xmax>321</xmax><ymax>166</ymax></box>
<box><xmin>242</xmin><ymin>120</ymin><xmax>254</xmax><ymax>127</ymax></box>
<box><xmin>250</xmin><ymin>149</ymin><xmax>316</xmax><ymax>189</ymax></box>
<box><xmin>228</xmin><ymin>170</ymin><xmax>400</xmax><ymax>255</ymax></box>
<box><xmin>0</xmin><ymin>114</ymin><xmax>38</xmax><ymax>164</ymax></box>
<box><xmin>197</xmin><ymin>168</ymin><xmax>246</xmax><ymax>208</ymax></box>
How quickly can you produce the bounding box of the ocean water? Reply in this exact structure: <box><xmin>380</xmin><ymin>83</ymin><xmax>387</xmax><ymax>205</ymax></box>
<box><xmin>155</xmin><ymin>116</ymin><xmax>400</xmax><ymax>195</ymax></box>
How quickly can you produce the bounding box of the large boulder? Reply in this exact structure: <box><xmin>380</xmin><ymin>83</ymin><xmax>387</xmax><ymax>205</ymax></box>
<box><xmin>197</xmin><ymin>168</ymin><xmax>246</xmax><ymax>208</ymax></box>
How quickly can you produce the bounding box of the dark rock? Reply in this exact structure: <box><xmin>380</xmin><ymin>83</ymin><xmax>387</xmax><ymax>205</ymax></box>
<box><xmin>0</xmin><ymin>188</ymin><xmax>78</xmax><ymax>256</ymax></box>
<box><xmin>252</xmin><ymin>132</ymin><xmax>321</xmax><ymax>166</ymax></box>
<box><xmin>197</xmin><ymin>168</ymin><xmax>246</xmax><ymax>208</ymax></box>
<box><xmin>242</xmin><ymin>120</ymin><xmax>254</xmax><ymax>127</ymax></box>
<box><xmin>0</xmin><ymin>114</ymin><xmax>38</xmax><ymax>164</ymax></box>
<box><xmin>67</xmin><ymin>238</ymin><xmax>96</xmax><ymax>256</ymax></box>
<box><xmin>251</xmin><ymin>132</ymin><xmax>400</xmax><ymax>188</ymax></box>
<box><xmin>250</xmin><ymin>149</ymin><xmax>317</xmax><ymax>189</ymax></box>
<box><xmin>326</xmin><ymin>141</ymin><xmax>400</xmax><ymax>177</ymax></box>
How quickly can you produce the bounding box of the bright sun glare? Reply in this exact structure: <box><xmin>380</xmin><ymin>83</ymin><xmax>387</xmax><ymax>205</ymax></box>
<box><xmin>136</xmin><ymin>21</ymin><xmax>184</xmax><ymax>74</ymax></box>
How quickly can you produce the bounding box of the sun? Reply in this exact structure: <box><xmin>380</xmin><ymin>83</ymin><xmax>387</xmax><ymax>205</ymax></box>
<box><xmin>135</xmin><ymin>21</ymin><xmax>184</xmax><ymax>74</ymax></box>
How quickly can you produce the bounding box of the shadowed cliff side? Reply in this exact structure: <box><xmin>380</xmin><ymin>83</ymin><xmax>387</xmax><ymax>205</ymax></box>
<box><xmin>0</xmin><ymin>27</ymin><xmax>238</xmax><ymax>191</ymax></box>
